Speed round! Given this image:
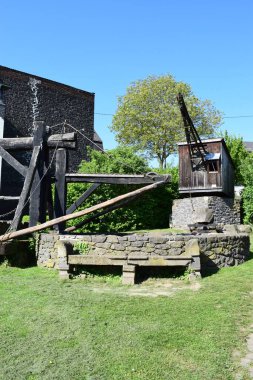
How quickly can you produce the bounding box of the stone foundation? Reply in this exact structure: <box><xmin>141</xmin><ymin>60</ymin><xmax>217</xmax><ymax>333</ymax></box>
<box><xmin>171</xmin><ymin>196</ymin><xmax>241</xmax><ymax>228</ymax></box>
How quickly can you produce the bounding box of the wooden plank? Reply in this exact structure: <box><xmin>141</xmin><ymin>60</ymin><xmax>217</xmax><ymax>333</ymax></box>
<box><xmin>0</xmin><ymin>145</ymin><xmax>27</xmax><ymax>177</ymax></box>
<box><xmin>47</xmin><ymin>132</ymin><xmax>76</xmax><ymax>142</ymax></box>
<box><xmin>29</xmin><ymin>121</ymin><xmax>46</xmax><ymax>227</ymax></box>
<box><xmin>66</xmin><ymin>183</ymin><xmax>100</xmax><ymax>215</ymax></box>
<box><xmin>54</xmin><ymin>148</ymin><xmax>67</xmax><ymax>231</ymax></box>
<box><xmin>10</xmin><ymin>146</ymin><xmax>40</xmax><ymax>231</ymax></box>
<box><xmin>0</xmin><ymin>132</ymin><xmax>76</xmax><ymax>150</ymax></box>
<box><xmin>65</xmin><ymin>173</ymin><xmax>171</xmax><ymax>184</ymax></box>
<box><xmin>1</xmin><ymin>180</ymin><xmax>166</xmax><ymax>241</ymax></box>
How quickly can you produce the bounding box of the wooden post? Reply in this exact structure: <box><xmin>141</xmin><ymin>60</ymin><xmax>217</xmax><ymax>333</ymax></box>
<box><xmin>10</xmin><ymin>146</ymin><xmax>40</xmax><ymax>231</ymax></box>
<box><xmin>54</xmin><ymin>148</ymin><xmax>67</xmax><ymax>232</ymax></box>
<box><xmin>29</xmin><ymin>121</ymin><xmax>46</xmax><ymax>227</ymax></box>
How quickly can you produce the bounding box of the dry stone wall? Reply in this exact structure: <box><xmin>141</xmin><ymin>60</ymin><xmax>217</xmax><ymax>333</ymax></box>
<box><xmin>171</xmin><ymin>196</ymin><xmax>241</xmax><ymax>228</ymax></box>
<box><xmin>36</xmin><ymin>231</ymin><xmax>250</xmax><ymax>274</ymax></box>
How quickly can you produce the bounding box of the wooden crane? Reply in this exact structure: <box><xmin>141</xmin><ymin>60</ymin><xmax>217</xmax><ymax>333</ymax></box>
<box><xmin>177</xmin><ymin>93</ymin><xmax>208</xmax><ymax>170</ymax></box>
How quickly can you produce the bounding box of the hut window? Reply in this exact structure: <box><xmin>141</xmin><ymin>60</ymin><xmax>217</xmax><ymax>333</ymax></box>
<box><xmin>205</xmin><ymin>152</ymin><xmax>221</xmax><ymax>173</ymax></box>
<box><xmin>207</xmin><ymin>160</ymin><xmax>219</xmax><ymax>172</ymax></box>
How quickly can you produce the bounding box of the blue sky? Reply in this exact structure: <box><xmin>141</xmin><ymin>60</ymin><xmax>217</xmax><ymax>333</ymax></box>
<box><xmin>2</xmin><ymin>0</ymin><xmax>253</xmax><ymax>159</ymax></box>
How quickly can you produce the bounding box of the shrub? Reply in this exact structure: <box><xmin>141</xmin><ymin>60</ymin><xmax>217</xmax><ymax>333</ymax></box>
<box><xmin>66</xmin><ymin>147</ymin><xmax>178</xmax><ymax>233</ymax></box>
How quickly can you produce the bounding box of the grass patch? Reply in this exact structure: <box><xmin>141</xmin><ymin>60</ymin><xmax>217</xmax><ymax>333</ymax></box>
<box><xmin>0</xmin><ymin>259</ymin><xmax>253</xmax><ymax>380</ymax></box>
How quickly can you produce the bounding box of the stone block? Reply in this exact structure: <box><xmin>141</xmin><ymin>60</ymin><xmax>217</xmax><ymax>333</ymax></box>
<box><xmin>122</xmin><ymin>264</ymin><xmax>136</xmax><ymax>285</ymax></box>
<box><xmin>168</xmin><ymin>248</ymin><xmax>183</xmax><ymax>256</ymax></box>
<box><xmin>107</xmin><ymin>235</ymin><xmax>119</xmax><ymax>243</ymax></box>
<box><xmin>96</xmin><ymin>242</ymin><xmax>112</xmax><ymax>249</ymax></box>
<box><xmin>223</xmin><ymin>225</ymin><xmax>238</xmax><ymax>234</ymax></box>
<box><xmin>155</xmin><ymin>249</ymin><xmax>169</xmax><ymax>256</ymax></box>
<box><xmin>149</xmin><ymin>236</ymin><xmax>168</xmax><ymax>244</ymax></box>
<box><xmin>146</xmin><ymin>243</ymin><xmax>155</xmax><ymax>248</ymax></box>
<box><xmin>131</xmin><ymin>241</ymin><xmax>144</xmax><ymax>247</ymax></box>
<box><xmin>237</xmin><ymin>225</ymin><xmax>252</xmax><ymax>234</ymax></box>
<box><xmin>111</xmin><ymin>244</ymin><xmax>125</xmax><ymax>251</ymax></box>
<box><xmin>92</xmin><ymin>235</ymin><xmax>107</xmax><ymax>243</ymax></box>
<box><xmin>126</xmin><ymin>246</ymin><xmax>140</xmax><ymax>251</ymax></box>
<box><xmin>185</xmin><ymin>239</ymin><xmax>200</xmax><ymax>256</ymax></box>
<box><xmin>141</xmin><ymin>247</ymin><xmax>154</xmax><ymax>254</ymax></box>
<box><xmin>137</xmin><ymin>236</ymin><xmax>149</xmax><ymax>241</ymax></box>
<box><xmin>93</xmin><ymin>248</ymin><xmax>107</xmax><ymax>256</ymax></box>
<box><xmin>170</xmin><ymin>241</ymin><xmax>184</xmax><ymax>249</ymax></box>
<box><xmin>118</xmin><ymin>236</ymin><xmax>128</xmax><ymax>241</ymax></box>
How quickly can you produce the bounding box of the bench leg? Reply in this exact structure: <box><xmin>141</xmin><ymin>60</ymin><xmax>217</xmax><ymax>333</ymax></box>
<box><xmin>57</xmin><ymin>240</ymin><xmax>70</xmax><ymax>279</ymax></box>
<box><xmin>189</xmin><ymin>255</ymin><xmax>201</xmax><ymax>279</ymax></box>
<box><xmin>122</xmin><ymin>264</ymin><xmax>136</xmax><ymax>285</ymax></box>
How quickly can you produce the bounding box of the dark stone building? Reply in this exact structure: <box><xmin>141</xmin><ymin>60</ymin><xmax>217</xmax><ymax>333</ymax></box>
<box><xmin>0</xmin><ymin>65</ymin><xmax>103</xmax><ymax>196</ymax></box>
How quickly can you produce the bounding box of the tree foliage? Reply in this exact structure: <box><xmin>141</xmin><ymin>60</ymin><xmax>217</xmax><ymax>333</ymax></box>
<box><xmin>223</xmin><ymin>130</ymin><xmax>249</xmax><ymax>185</ymax></box>
<box><xmin>223</xmin><ymin>131</ymin><xmax>253</xmax><ymax>223</ymax></box>
<box><xmin>111</xmin><ymin>75</ymin><xmax>222</xmax><ymax>168</ymax></box>
<box><xmin>67</xmin><ymin>147</ymin><xmax>178</xmax><ymax>233</ymax></box>
<box><xmin>239</xmin><ymin>154</ymin><xmax>253</xmax><ymax>223</ymax></box>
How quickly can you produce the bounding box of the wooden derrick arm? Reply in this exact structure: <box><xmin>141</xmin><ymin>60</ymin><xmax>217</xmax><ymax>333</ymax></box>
<box><xmin>0</xmin><ymin>132</ymin><xmax>76</xmax><ymax>150</ymax></box>
<box><xmin>177</xmin><ymin>93</ymin><xmax>207</xmax><ymax>165</ymax></box>
<box><xmin>0</xmin><ymin>180</ymin><xmax>168</xmax><ymax>242</ymax></box>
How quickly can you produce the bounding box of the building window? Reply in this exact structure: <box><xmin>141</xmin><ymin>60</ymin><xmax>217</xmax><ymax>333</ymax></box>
<box><xmin>207</xmin><ymin>160</ymin><xmax>219</xmax><ymax>172</ymax></box>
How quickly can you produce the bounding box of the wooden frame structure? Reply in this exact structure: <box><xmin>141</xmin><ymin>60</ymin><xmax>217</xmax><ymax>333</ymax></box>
<box><xmin>0</xmin><ymin>121</ymin><xmax>171</xmax><ymax>239</ymax></box>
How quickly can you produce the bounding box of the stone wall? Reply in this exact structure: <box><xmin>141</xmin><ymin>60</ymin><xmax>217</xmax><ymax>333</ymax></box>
<box><xmin>0</xmin><ymin>66</ymin><xmax>95</xmax><ymax>196</ymax></box>
<box><xmin>36</xmin><ymin>231</ymin><xmax>250</xmax><ymax>274</ymax></box>
<box><xmin>171</xmin><ymin>196</ymin><xmax>241</xmax><ymax>228</ymax></box>
<box><xmin>208</xmin><ymin>196</ymin><xmax>241</xmax><ymax>225</ymax></box>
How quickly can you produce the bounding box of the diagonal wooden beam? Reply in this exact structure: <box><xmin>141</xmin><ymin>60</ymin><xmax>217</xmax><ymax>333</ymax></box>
<box><xmin>0</xmin><ymin>145</ymin><xmax>27</xmax><ymax>177</ymax></box>
<box><xmin>10</xmin><ymin>146</ymin><xmax>41</xmax><ymax>231</ymax></box>
<box><xmin>66</xmin><ymin>183</ymin><xmax>101</xmax><ymax>215</ymax></box>
<box><xmin>64</xmin><ymin>194</ymin><xmax>137</xmax><ymax>232</ymax></box>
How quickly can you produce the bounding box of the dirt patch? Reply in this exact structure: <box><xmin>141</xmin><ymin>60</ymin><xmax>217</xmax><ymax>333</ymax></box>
<box><xmin>84</xmin><ymin>278</ymin><xmax>201</xmax><ymax>298</ymax></box>
<box><xmin>235</xmin><ymin>325</ymin><xmax>253</xmax><ymax>379</ymax></box>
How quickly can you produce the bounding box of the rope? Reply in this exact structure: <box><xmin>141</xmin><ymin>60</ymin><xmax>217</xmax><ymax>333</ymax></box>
<box><xmin>61</xmin><ymin>121</ymin><xmax>146</xmax><ymax>175</ymax></box>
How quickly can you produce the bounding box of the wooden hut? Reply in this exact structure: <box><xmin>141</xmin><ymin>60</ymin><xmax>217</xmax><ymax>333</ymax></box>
<box><xmin>178</xmin><ymin>138</ymin><xmax>234</xmax><ymax>197</ymax></box>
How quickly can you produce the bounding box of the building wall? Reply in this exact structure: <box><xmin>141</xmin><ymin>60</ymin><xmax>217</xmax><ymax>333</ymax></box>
<box><xmin>0</xmin><ymin>66</ymin><xmax>95</xmax><ymax>196</ymax></box>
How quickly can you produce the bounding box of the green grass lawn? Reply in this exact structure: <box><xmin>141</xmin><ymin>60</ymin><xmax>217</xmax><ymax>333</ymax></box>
<box><xmin>1</xmin><ymin>260</ymin><xmax>253</xmax><ymax>379</ymax></box>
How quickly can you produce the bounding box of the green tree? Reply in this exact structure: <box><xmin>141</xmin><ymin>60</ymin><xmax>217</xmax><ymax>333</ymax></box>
<box><xmin>239</xmin><ymin>154</ymin><xmax>253</xmax><ymax>223</ymax></box>
<box><xmin>222</xmin><ymin>131</ymin><xmax>253</xmax><ymax>222</ymax></box>
<box><xmin>111</xmin><ymin>75</ymin><xmax>222</xmax><ymax>168</ymax></box>
<box><xmin>223</xmin><ymin>130</ymin><xmax>249</xmax><ymax>185</ymax></box>
<box><xmin>67</xmin><ymin>147</ymin><xmax>178</xmax><ymax>232</ymax></box>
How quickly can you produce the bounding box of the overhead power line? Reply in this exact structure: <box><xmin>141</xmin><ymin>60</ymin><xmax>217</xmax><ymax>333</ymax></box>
<box><xmin>223</xmin><ymin>115</ymin><xmax>253</xmax><ymax>119</ymax></box>
<box><xmin>95</xmin><ymin>112</ymin><xmax>253</xmax><ymax>119</ymax></box>
<box><xmin>95</xmin><ymin>112</ymin><xmax>114</xmax><ymax>116</ymax></box>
